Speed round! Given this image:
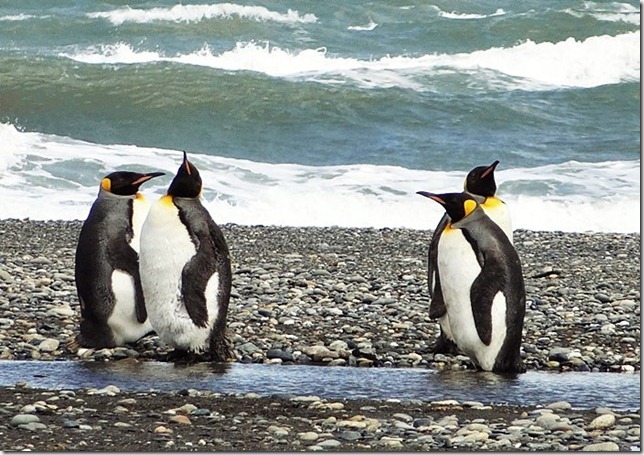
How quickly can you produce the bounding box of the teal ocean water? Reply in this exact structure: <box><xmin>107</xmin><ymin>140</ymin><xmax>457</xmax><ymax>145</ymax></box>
<box><xmin>0</xmin><ymin>1</ymin><xmax>639</xmax><ymax>232</ymax></box>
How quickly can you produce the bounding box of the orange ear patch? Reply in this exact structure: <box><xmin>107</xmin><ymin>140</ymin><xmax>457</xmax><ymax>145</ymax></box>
<box><xmin>101</xmin><ymin>178</ymin><xmax>111</xmax><ymax>192</ymax></box>
<box><xmin>464</xmin><ymin>199</ymin><xmax>477</xmax><ymax>217</ymax></box>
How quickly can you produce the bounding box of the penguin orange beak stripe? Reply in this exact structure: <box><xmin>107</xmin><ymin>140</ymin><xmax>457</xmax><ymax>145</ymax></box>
<box><xmin>480</xmin><ymin>160</ymin><xmax>500</xmax><ymax>179</ymax></box>
<box><xmin>416</xmin><ymin>191</ymin><xmax>445</xmax><ymax>205</ymax></box>
<box><xmin>182</xmin><ymin>151</ymin><xmax>191</xmax><ymax>175</ymax></box>
<box><xmin>131</xmin><ymin>172</ymin><xmax>165</xmax><ymax>186</ymax></box>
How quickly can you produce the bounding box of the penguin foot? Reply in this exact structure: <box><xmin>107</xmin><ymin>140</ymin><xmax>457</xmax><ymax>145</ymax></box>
<box><xmin>66</xmin><ymin>336</ymin><xmax>81</xmax><ymax>353</ymax></box>
<box><xmin>165</xmin><ymin>349</ymin><xmax>194</xmax><ymax>364</ymax></box>
<box><xmin>166</xmin><ymin>349</ymin><xmax>214</xmax><ymax>365</ymax></box>
<box><xmin>209</xmin><ymin>334</ymin><xmax>236</xmax><ymax>363</ymax></box>
<box><xmin>431</xmin><ymin>332</ymin><xmax>461</xmax><ymax>355</ymax></box>
<box><xmin>492</xmin><ymin>357</ymin><xmax>527</xmax><ymax>374</ymax></box>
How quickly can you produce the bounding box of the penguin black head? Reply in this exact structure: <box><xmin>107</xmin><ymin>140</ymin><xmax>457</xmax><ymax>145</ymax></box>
<box><xmin>101</xmin><ymin>171</ymin><xmax>165</xmax><ymax>196</ymax></box>
<box><xmin>417</xmin><ymin>191</ymin><xmax>480</xmax><ymax>224</ymax></box>
<box><xmin>464</xmin><ymin>160</ymin><xmax>499</xmax><ymax>197</ymax></box>
<box><xmin>167</xmin><ymin>151</ymin><xmax>202</xmax><ymax>199</ymax></box>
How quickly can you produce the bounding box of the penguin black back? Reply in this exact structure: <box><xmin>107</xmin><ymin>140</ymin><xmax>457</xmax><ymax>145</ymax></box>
<box><xmin>421</xmin><ymin>160</ymin><xmax>507</xmax><ymax>355</ymax></box>
<box><xmin>74</xmin><ymin>170</ymin><xmax>163</xmax><ymax>348</ymax></box>
<box><xmin>420</xmin><ymin>191</ymin><xmax>526</xmax><ymax>374</ymax></box>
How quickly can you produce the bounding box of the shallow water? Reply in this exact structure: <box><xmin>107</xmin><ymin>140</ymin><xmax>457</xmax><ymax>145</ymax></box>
<box><xmin>0</xmin><ymin>361</ymin><xmax>639</xmax><ymax>411</ymax></box>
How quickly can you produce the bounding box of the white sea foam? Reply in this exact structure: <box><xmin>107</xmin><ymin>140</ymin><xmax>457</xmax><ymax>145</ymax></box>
<box><xmin>67</xmin><ymin>43</ymin><xmax>161</xmax><ymax>65</ymax></box>
<box><xmin>348</xmin><ymin>20</ymin><xmax>378</xmax><ymax>31</ymax></box>
<box><xmin>0</xmin><ymin>123</ymin><xmax>639</xmax><ymax>233</ymax></box>
<box><xmin>60</xmin><ymin>31</ymin><xmax>640</xmax><ymax>91</ymax></box>
<box><xmin>565</xmin><ymin>2</ymin><xmax>640</xmax><ymax>25</ymax></box>
<box><xmin>436</xmin><ymin>8</ymin><xmax>505</xmax><ymax>20</ymax></box>
<box><xmin>0</xmin><ymin>13</ymin><xmax>40</xmax><ymax>21</ymax></box>
<box><xmin>88</xmin><ymin>3</ymin><xmax>317</xmax><ymax>25</ymax></box>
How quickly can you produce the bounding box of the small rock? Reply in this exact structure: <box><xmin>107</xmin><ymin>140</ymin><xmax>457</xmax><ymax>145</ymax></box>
<box><xmin>546</xmin><ymin>401</ymin><xmax>572</xmax><ymax>411</ymax></box>
<box><xmin>582</xmin><ymin>442</ymin><xmax>620</xmax><ymax>451</ymax></box>
<box><xmin>588</xmin><ymin>414</ymin><xmax>615</xmax><ymax>430</ymax></box>
<box><xmin>338</xmin><ymin>431</ymin><xmax>361</xmax><ymax>441</ymax></box>
<box><xmin>11</xmin><ymin>414</ymin><xmax>40</xmax><ymax>426</ymax></box>
<box><xmin>266</xmin><ymin>349</ymin><xmax>294</xmax><ymax>362</ymax></box>
<box><xmin>298</xmin><ymin>432</ymin><xmax>319</xmax><ymax>441</ymax></box>
<box><xmin>317</xmin><ymin>439</ymin><xmax>342</xmax><ymax>448</ymax></box>
<box><xmin>89</xmin><ymin>385</ymin><xmax>120</xmax><ymax>396</ymax></box>
<box><xmin>20</xmin><ymin>422</ymin><xmax>48</xmax><ymax>432</ymax></box>
<box><xmin>169</xmin><ymin>415</ymin><xmax>192</xmax><ymax>425</ymax></box>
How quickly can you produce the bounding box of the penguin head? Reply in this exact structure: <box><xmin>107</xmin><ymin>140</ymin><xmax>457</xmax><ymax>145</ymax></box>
<box><xmin>417</xmin><ymin>191</ymin><xmax>482</xmax><ymax>224</ymax></box>
<box><xmin>464</xmin><ymin>160</ymin><xmax>499</xmax><ymax>197</ymax></box>
<box><xmin>100</xmin><ymin>171</ymin><xmax>165</xmax><ymax>196</ymax></box>
<box><xmin>167</xmin><ymin>151</ymin><xmax>202</xmax><ymax>199</ymax></box>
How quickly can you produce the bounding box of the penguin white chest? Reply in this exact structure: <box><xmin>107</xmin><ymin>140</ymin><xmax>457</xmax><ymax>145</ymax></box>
<box><xmin>129</xmin><ymin>195</ymin><xmax>151</xmax><ymax>253</ymax></box>
<box><xmin>104</xmin><ymin>195</ymin><xmax>153</xmax><ymax>345</ymax></box>
<box><xmin>139</xmin><ymin>198</ymin><xmax>218</xmax><ymax>352</ymax></box>
<box><xmin>107</xmin><ymin>270</ymin><xmax>153</xmax><ymax>344</ymax></box>
<box><xmin>437</xmin><ymin>229</ymin><xmax>507</xmax><ymax>371</ymax></box>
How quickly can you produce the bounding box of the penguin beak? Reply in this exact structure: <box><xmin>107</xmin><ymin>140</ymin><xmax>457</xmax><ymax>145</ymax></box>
<box><xmin>481</xmin><ymin>160</ymin><xmax>500</xmax><ymax>180</ymax></box>
<box><xmin>416</xmin><ymin>191</ymin><xmax>445</xmax><ymax>205</ymax></box>
<box><xmin>131</xmin><ymin>172</ymin><xmax>165</xmax><ymax>186</ymax></box>
<box><xmin>182</xmin><ymin>151</ymin><xmax>192</xmax><ymax>175</ymax></box>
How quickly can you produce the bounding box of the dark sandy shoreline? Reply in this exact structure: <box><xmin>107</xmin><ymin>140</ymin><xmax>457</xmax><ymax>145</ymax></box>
<box><xmin>0</xmin><ymin>219</ymin><xmax>640</xmax><ymax>451</ymax></box>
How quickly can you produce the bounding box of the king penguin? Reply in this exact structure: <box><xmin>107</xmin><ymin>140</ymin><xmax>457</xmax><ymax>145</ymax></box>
<box><xmin>74</xmin><ymin>170</ymin><xmax>164</xmax><ymax>348</ymax></box>
<box><xmin>426</xmin><ymin>160</ymin><xmax>512</xmax><ymax>355</ymax></box>
<box><xmin>139</xmin><ymin>151</ymin><xmax>233</xmax><ymax>362</ymax></box>
<box><xmin>417</xmin><ymin>191</ymin><xmax>526</xmax><ymax>373</ymax></box>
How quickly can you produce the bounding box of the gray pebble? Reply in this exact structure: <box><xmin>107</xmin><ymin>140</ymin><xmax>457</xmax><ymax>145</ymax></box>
<box><xmin>11</xmin><ymin>414</ymin><xmax>40</xmax><ymax>426</ymax></box>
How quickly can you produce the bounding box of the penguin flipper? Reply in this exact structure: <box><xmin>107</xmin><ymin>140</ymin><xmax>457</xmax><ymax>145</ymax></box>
<box><xmin>108</xmin><ymin>239</ymin><xmax>148</xmax><ymax>323</ymax></box>
<box><xmin>428</xmin><ymin>275</ymin><xmax>447</xmax><ymax>319</ymax></box>
<box><xmin>181</xmin><ymin>257</ymin><xmax>211</xmax><ymax>329</ymax></box>
<box><xmin>428</xmin><ymin>214</ymin><xmax>449</xmax><ymax>319</ymax></box>
<box><xmin>179</xmin><ymin>211</ymin><xmax>226</xmax><ymax>329</ymax></box>
<box><xmin>470</xmin><ymin>270</ymin><xmax>503</xmax><ymax>346</ymax></box>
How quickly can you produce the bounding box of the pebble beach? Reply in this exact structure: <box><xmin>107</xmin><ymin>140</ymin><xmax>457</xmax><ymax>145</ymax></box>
<box><xmin>0</xmin><ymin>219</ymin><xmax>640</xmax><ymax>451</ymax></box>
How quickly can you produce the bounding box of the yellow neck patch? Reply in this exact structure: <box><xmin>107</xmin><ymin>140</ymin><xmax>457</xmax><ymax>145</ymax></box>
<box><xmin>463</xmin><ymin>199</ymin><xmax>477</xmax><ymax>217</ymax></box>
<box><xmin>482</xmin><ymin>196</ymin><xmax>504</xmax><ymax>209</ymax></box>
<box><xmin>101</xmin><ymin>178</ymin><xmax>111</xmax><ymax>192</ymax></box>
<box><xmin>160</xmin><ymin>194</ymin><xmax>174</xmax><ymax>206</ymax></box>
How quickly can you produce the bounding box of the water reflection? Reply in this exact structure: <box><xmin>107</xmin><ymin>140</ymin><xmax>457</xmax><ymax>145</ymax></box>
<box><xmin>0</xmin><ymin>360</ymin><xmax>639</xmax><ymax>411</ymax></box>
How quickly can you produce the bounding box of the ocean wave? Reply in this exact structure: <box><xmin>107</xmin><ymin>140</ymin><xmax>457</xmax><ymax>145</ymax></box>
<box><xmin>347</xmin><ymin>20</ymin><xmax>378</xmax><ymax>31</ymax></box>
<box><xmin>87</xmin><ymin>3</ymin><xmax>317</xmax><ymax>26</ymax></box>
<box><xmin>565</xmin><ymin>1</ymin><xmax>640</xmax><ymax>25</ymax></box>
<box><xmin>0</xmin><ymin>123</ymin><xmax>639</xmax><ymax>233</ymax></box>
<box><xmin>60</xmin><ymin>31</ymin><xmax>640</xmax><ymax>91</ymax></box>
<box><xmin>435</xmin><ymin>7</ymin><xmax>506</xmax><ymax>20</ymax></box>
<box><xmin>0</xmin><ymin>13</ymin><xmax>41</xmax><ymax>21</ymax></box>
